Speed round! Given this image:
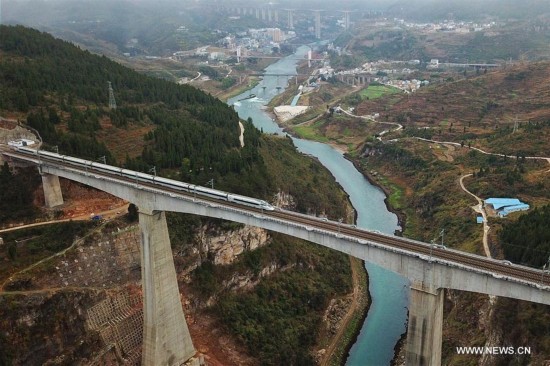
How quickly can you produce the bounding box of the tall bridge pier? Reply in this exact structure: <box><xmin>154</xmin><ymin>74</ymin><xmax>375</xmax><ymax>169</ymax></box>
<box><xmin>139</xmin><ymin>209</ymin><xmax>196</xmax><ymax>365</ymax></box>
<box><xmin>287</xmin><ymin>9</ymin><xmax>294</xmax><ymax>29</ymax></box>
<box><xmin>314</xmin><ymin>10</ymin><xmax>322</xmax><ymax>39</ymax></box>
<box><xmin>35</xmin><ymin>162</ymin><xmax>196</xmax><ymax>365</ymax></box>
<box><xmin>406</xmin><ymin>283</ymin><xmax>444</xmax><ymax>365</ymax></box>
<box><xmin>40</xmin><ymin>171</ymin><xmax>64</xmax><ymax>207</ymax></box>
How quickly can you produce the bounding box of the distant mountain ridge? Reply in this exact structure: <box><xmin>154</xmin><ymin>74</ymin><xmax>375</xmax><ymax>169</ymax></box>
<box><xmin>386</xmin><ymin>0</ymin><xmax>550</xmax><ymax>21</ymax></box>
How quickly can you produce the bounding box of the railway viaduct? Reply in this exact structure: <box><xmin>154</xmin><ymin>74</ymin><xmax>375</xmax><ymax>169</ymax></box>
<box><xmin>3</xmin><ymin>148</ymin><xmax>550</xmax><ymax>366</ymax></box>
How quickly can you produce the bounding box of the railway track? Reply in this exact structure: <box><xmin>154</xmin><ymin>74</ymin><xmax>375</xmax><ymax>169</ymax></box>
<box><xmin>4</xmin><ymin>148</ymin><xmax>549</xmax><ymax>288</ymax></box>
<box><xmin>270</xmin><ymin>209</ymin><xmax>547</xmax><ymax>284</ymax></box>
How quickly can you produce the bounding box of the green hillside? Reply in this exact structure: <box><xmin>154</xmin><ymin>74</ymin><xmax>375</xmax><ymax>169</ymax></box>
<box><xmin>0</xmin><ymin>25</ymin><xmax>270</xmax><ymax>197</ymax></box>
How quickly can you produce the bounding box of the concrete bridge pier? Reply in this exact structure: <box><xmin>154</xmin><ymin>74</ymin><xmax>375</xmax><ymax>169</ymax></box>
<box><xmin>40</xmin><ymin>172</ymin><xmax>64</xmax><ymax>207</ymax></box>
<box><xmin>139</xmin><ymin>209</ymin><xmax>195</xmax><ymax>365</ymax></box>
<box><xmin>405</xmin><ymin>283</ymin><xmax>444</xmax><ymax>366</ymax></box>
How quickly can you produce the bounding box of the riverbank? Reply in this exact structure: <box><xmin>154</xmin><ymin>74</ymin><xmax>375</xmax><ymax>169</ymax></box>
<box><xmin>267</xmin><ymin>93</ymin><xmax>406</xmax><ymax>234</ymax></box>
<box><xmin>218</xmin><ymin>77</ymin><xmax>261</xmax><ymax>101</ymax></box>
<box><xmin>323</xmin><ymin>258</ymin><xmax>371</xmax><ymax>366</ymax></box>
<box><xmin>345</xmin><ymin>154</ymin><xmax>409</xmax><ymax>365</ymax></box>
<box><xmin>280</xmin><ymin>123</ymin><xmax>350</xmax><ymax>153</ymax></box>
<box><xmin>347</xmin><ymin>155</ymin><xmax>407</xmax><ymax>236</ymax></box>
<box><xmin>390</xmin><ymin>330</ymin><xmax>408</xmax><ymax>366</ymax></box>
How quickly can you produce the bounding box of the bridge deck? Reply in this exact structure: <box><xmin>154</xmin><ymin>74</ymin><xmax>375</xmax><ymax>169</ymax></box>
<box><xmin>3</xmin><ymin>147</ymin><xmax>550</xmax><ymax>306</ymax></box>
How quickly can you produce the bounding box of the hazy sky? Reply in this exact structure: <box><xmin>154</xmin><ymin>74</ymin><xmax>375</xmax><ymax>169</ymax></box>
<box><xmin>2</xmin><ymin>0</ymin><xmax>548</xmax><ymax>26</ymax></box>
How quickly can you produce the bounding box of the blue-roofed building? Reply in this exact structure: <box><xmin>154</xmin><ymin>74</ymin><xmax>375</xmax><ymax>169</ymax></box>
<box><xmin>476</xmin><ymin>216</ymin><xmax>484</xmax><ymax>224</ymax></box>
<box><xmin>498</xmin><ymin>203</ymin><xmax>530</xmax><ymax>217</ymax></box>
<box><xmin>485</xmin><ymin>198</ymin><xmax>530</xmax><ymax>217</ymax></box>
<box><xmin>485</xmin><ymin>198</ymin><xmax>522</xmax><ymax>209</ymax></box>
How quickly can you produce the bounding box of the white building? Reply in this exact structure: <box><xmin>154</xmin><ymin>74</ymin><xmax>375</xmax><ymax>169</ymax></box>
<box><xmin>266</xmin><ymin>28</ymin><xmax>284</xmax><ymax>42</ymax></box>
<box><xmin>8</xmin><ymin>139</ymin><xmax>35</xmax><ymax>147</ymax></box>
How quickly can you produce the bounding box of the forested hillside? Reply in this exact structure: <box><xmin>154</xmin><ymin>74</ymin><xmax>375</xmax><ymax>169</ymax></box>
<box><xmin>0</xmin><ymin>25</ymin><xmax>271</xmax><ymax>198</ymax></box>
<box><xmin>0</xmin><ymin>164</ymin><xmax>39</xmax><ymax>223</ymax></box>
<box><xmin>0</xmin><ymin>25</ymin><xmax>218</xmax><ymax>108</ymax></box>
<box><xmin>500</xmin><ymin>205</ymin><xmax>550</xmax><ymax>267</ymax></box>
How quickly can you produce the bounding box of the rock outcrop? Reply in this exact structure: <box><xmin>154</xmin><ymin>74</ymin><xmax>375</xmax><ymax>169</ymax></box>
<box><xmin>197</xmin><ymin>224</ymin><xmax>270</xmax><ymax>266</ymax></box>
<box><xmin>272</xmin><ymin>191</ymin><xmax>297</xmax><ymax>210</ymax></box>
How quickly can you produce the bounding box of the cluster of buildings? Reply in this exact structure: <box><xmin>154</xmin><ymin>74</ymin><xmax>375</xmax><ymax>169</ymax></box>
<box><xmin>227</xmin><ymin>28</ymin><xmax>296</xmax><ymax>53</ymax></box>
<box><xmin>398</xmin><ymin>19</ymin><xmax>498</xmax><ymax>33</ymax></box>
<box><xmin>384</xmin><ymin>78</ymin><xmax>429</xmax><ymax>92</ymax></box>
<box><xmin>172</xmin><ymin>27</ymin><xmax>297</xmax><ymax>62</ymax></box>
<box><xmin>360</xmin><ymin>59</ymin><xmax>421</xmax><ymax>73</ymax></box>
<box><xmin>218</xmin><ymin>28</ymin><xmax>294</xmax><ymax>50</ymax></box>
<box><xmin>326</xmin><ymin>60</ymin><xmax>429</xmax><ymax>92</ymax></box>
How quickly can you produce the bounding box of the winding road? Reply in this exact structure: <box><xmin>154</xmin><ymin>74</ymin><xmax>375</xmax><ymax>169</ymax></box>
<box><xmin>459</xmin><ymin>174</ymin><xmax>492</xmax><ymax>259</ymax></box>
<box><xmin>339</xmin><ymin>108</ymin><xmax>403</xmax><ymax>137</ymax></box>
<box><xmin>0</xmin><ymin>204</ymin><xmax>128</xmax><ymax>234</ymax></box>
<box><xmin>415</xmin><ymin>137</ymin><xmax>550</xmax><ymax>166</ymax></box>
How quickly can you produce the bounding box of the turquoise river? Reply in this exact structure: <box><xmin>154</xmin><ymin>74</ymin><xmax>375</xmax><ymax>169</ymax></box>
<box><xmin>227</xmin><ymin>45</ymin><xmax>409</xmax><ymax>365</ymax></box>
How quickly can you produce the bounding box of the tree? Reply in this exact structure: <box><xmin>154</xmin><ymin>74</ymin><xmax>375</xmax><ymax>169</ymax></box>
<box><xmin>7</xmin><ymin>243</ymin><xmax>17</xmax><ymax>260</ymax></box>
<box><xmin>127</xmin><ymin>203</ymin><xmax>139</xmax><ymax>222</ymax></box>
<box><xmin>48</xmin><ymin>107</ymin><xmax>61</xmax><ymax>124</ymax></box>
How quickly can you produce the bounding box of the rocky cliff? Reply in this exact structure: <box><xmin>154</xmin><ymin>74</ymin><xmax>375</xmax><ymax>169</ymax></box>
<box><xmin>197</xmin><ymin>224</ymin><xmax>270</xmax><ymax>266</ymax></box>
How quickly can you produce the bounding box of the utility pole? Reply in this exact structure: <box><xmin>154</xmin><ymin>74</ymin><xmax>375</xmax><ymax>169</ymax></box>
<box><xmin>206</xmin><ymin>178</ymin><xmax>214</xmax><ymax>189</ymax></box>
<box><xmin>542</xmin><ymin>256</ymin><xmax>550</xmax><ymax>285</ymax></box>
<box><xmin>108</xmin><ymin>81</ymin><xmax>117</xmax><ymax>110</ymax></box>
<box><xmin>429</xmin><ymin>228</ymin><xmax>445</xmax><ymax>263</ymax></box>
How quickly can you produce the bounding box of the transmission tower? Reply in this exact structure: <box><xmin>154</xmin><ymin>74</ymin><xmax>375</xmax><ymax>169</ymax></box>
<box><xmin>108</xmin><ymin>81</ymin><xmax>117</xmax><ymax>110</ymax></box>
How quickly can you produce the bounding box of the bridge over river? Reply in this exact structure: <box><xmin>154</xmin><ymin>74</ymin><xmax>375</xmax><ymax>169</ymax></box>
<box><xmin>2</xmin><ymin>146</ymin><xmax>549</xmax><ymax>366</ymax></box>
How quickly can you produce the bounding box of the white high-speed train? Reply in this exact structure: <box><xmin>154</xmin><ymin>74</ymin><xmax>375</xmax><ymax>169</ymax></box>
<box><xmin>13</xmin><ymin>146</ymin><xmax>275</xmax><ymax>211</ymax></box>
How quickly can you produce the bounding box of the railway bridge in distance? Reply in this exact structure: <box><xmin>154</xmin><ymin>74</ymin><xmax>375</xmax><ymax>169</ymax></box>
<box><xmin>2</xmin><ymin>147</ymin><xmax>550</xmax><ymax>366</ymax></box>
